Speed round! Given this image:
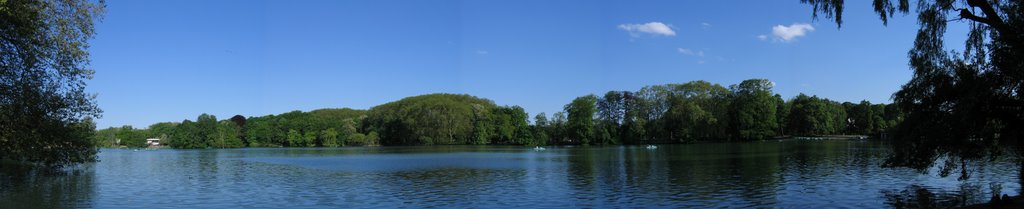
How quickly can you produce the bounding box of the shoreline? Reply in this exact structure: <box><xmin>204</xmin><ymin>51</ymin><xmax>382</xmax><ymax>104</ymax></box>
<box><xmin>99</xmin><ymin>135</ymin><xmax>875</xmax><ymax>150</ymax></box>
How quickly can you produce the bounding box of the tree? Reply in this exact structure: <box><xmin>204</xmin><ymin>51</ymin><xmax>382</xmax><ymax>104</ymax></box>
<box><xmin>363</xmin><ymin>94</ymin><xmax>494</xmax><ymax>145</ymax></box>
<box><xmin>235</xmin><ymin>108</ymin><xmax>364</xmax><ymax>147</ymax></box>
<box><xmin>149</xmin><ymin>122</ymin><xmax>178</xmax><ymax>146</ymax></box>
<box><xmin>215</xmin><ymin>121</ymin><xmax>244</xmax><ymax>148</ymax></box>
<box><xmin>532</xmin><ymin>112</ymin><xmax>550</xmax><ymax>146</ymax></box>
<box><xmin>321</xmin><ymin>128</ymin><xmax>339</xmax><ymax>147</ymax></box>
<box><xmin>775</xmin><ymin>94</ymin><xmax>789</xmax><ymax>136</ymax></box>
<box><xmin>491</xmin><ymin>106</ymin><xmax>516</xmax><ymax>144</ymax></box>
<box><xmin>596</xmin><ymin>91</ymin><xmax>626</xmax><ymax>145</ymax></box>
<box><xmin>597</xmin><ymin>91</ymin><xmax>625</xmax><ymax>125</ymax></box>
<box><xmin>196</xmin><ymin>114</ymin><xmax>218</xmax><ymax>148</ymax></box>
<box><xmin>286</xmin><ymin>129</ymin><xmax>302</xmax><ymax>147</ymax></box>
<box><xmin>621</xmin><ymin>91</ymin><xmax>647</xmax><ymax>144</ymax></box>
<box><xmin>94</xmin><ymin>125</ymin><xmax>118</xmax><ymax>147</ymax></box>
<box><xmin>0</xmin><ymin>0</ymin><xmax>106</xmax><ymax>168</ymax></box>
<box><xmin>230</xmin><ymin>115</ymin><xmax>247</xmax><ymax>127</ymax></box>
<box><xmin>787</xmin><ymin>94</ymin><xmax>847</xmax><ymax>136</ymax></box>
<box><xmin>244</xmin><ymin>117</ymin><xmax>276</xmax><ymax>147</ymax></box>
<box><xmin>729</xmin><ymin>79</ymin><xmax>779</xmax><ymax>140</ymax></box>
<box><xmin>165</xmin><ymin>114</ymin><xmax>227</xmax><ymax>149</ymax></box>
<box><xmin>565</xmin><ymin>95</ymin><xmax>598</xmax><ymax>145</ymax></box>
<box><xmin>347</xmin><ymin>133</ymin><xmax>367</xmax><ymax>146</ymax></box>
<box><xmin>230</xmin><ymin>115</ymin><xmax>248</xmax><ymax>146</ymax></box>
<box><xmin>800</xmin><ymin>0</ymin><xmax>1024</xmax><ymax>180</ymax></box>
<box><xmin>366</xmin><ymin>131</ymin><xmax>379</xmax><ymax>146</ymax></box>
<box><xmin>302</xmin><ymin>131</ymin><xmax>317</xmax><ymax>147</ymax></box>
<box><xmin>670</xmin><ymin>81</ymin><xmax>733</xmax><ymax>142</ymax></box>
<box><xmin>471</xmin><ymin>104</ymin><xmax>493</xmax><ymax>145</ymax></box>
<box><xmin>665</xmin><ymin>96</ymin><xmax>707</xmax><ymax>143</ymax></box>
<box><xmin>846</xmin><ymin>101</ymin><xmax>876</xmax><ymax>135</ymax></box>
<box><xmin>339</xmin><ymin>119</ymin><xmax>358</xmax><ymax>146</ymax></box>
<box><xmin>551</xmin><ymin>111</ymin><xmax>568</xmax><ymax>145</ymax></box>
<box><xmin>485</xmin><ymin>105</ymin><xmax>533</xmax><ymax>145</ymax></box>
<box><xmin>114</xmin><ymin>126</ymin><xmax>147</xmax><ymax>148</ymax></box>
<box><xmin>170</xmin><ymin>120</ymin><xmax>197</xmax><ymax>148</ymax></box>
<box><xmin>507</xmin><ymin>106</ymin><xmax>533</xmax><ymax>145</ymax></box>
<box><xmin>636</xmin><ymin>85</ymin><xmax>671</xmax><ymax>141</ymax></box>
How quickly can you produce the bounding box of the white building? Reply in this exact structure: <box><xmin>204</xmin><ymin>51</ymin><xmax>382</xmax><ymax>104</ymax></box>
<box><xmin>146</xmin><ymin>138</ymin><xmax>161</xmax><ymax>147</ymax></box>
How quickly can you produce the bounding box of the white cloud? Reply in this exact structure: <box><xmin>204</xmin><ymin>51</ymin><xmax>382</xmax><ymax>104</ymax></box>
<box><xmin>764</xmin><ymin>23</ymin><xmax>815</xmax><ymax>42</ymax></box>
<box><xmin>701</xmin><ymin>22</ymin><xmax>711</xmax><ymax>28</ymax></box>
<box><xmin>618</xmin><ymin>22</ymin><xmax>676</xmax><ymax>37</ymax></box>
<box><xmin>677</xmin><ymin>48</ymin><xmax>704</xmax><ymax>57</ymax></box>
<box><xmin>476</xmin><ymin>50</ymin><xmax>489</xmax><ymax>55</ymax></box>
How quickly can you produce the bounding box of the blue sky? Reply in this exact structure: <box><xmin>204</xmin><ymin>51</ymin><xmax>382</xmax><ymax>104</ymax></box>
<box><xmin>89</xmin><ymin>0</ymin><xmax>968</xmax><ymax>128</ymax></box>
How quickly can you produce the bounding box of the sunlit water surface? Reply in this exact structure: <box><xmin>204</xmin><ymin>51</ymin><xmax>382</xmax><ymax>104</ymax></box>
<box><xmin>0</xmin><ymin>140</ymin><xmax>1019</xmax><ymax>208</ymax></box>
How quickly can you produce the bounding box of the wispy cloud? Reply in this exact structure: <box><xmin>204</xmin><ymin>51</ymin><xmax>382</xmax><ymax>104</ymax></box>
<box><xmin>618</xmin><ymin>22</ymin><xmax>676</xmax><ymax>37</ymax></box>
<box><xmin>677</xmin><ymin>48</ymin><xmax>704</xmax><ymax>57</ymax></box>
<box><xmin>701</xmin><ymin>22</ymin><xmax>711</xmax><ymax>29</ymax></box>
<box><xmin>476</xmin><ymin>50</ymin><xmax>489</xmax><ymax>55</ymax></box>
<box><xmin>678</xmin><ymin>48</ymin><xmax>709</xmax><ymax>64</ymax></box>
<box><xmin>760</xmin><ymin>23</ymin><xmax>815</xmax><ymax>42</ymax></box>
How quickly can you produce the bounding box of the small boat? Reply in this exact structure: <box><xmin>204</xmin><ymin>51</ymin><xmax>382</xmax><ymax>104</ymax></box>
<box><xmin>645</xmin><ymin>145</ymin><xmax>658</xmax><ymax>149</ymax></box>
<box><xmin>533</xmin><ymin>146</ymin><xmax>546</xmax><ymax>151</ymax></box>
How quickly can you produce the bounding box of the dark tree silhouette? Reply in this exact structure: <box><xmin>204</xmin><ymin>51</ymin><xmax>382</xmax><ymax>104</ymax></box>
<box><xmin>0</xmin><ymin>0</ymin><xmax>105</xmax><ymax>168</ymax></box>
<box><xmin>230</xmin><ymin>114</ymin><xmax>248</xmax><ymax>146</ymax></box>
<box><xmin>800</xmin><ymin>0</ymin><xmax>1023</xmax><ymax>181</ymax></box>
<box><xmin>230</xmin><ymin>115</ymin><xmax>247</xmax><ymax>127</ymax></box>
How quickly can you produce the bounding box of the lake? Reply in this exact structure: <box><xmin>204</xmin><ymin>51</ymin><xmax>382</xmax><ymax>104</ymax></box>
<box><xmin>0</xmin><ymin>139</ymin><xmax>1019</xmax><ymax>208</ymax></box>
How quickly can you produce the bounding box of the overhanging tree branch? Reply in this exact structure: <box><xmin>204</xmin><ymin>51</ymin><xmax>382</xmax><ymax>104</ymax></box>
<box><xmin>958</xmin><ymin>9</ymin><xmax>993</xmax><ymax>25</ymax></box>
<box><xmin>962</xmin><ymin>0</ymin><xmax>1020</xmax><ymax>49</ymax></box>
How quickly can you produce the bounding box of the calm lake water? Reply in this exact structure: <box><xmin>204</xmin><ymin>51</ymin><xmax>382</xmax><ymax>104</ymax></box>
<box><xmin>0</xmin><ymin>139</ymin><xmax>1020</xmax><ymax>208</ymax></box>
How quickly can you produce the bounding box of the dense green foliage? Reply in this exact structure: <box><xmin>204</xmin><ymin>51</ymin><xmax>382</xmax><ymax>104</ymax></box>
<box><xmin>103</xmin><ymin>79</ymin><xmax>903</xmax><ymax>148</ymax></box>
<box><xmin>787</xmin><ymin>94</ymin><xmax>847</xmax><ymax>136</ymax></box>
<box><xmin>97</xmin><ymin>109</ymin><xmax>368</xmax><ymax>149</ymax></box>
<box><xmin>800</xmin><ymin>0</ymin><xmax>1023</xmax><ymax>179</ymax></box>
<box><xmin>94</xmin><ymin>125</ymin><xmax>148</xmax><ymax>148</ymax></box>
<box><xmin>258</xmin><ymin>109</ymin><xmax>366</xmax><ymax>147</ymax></box>
<box><xmin>565</xmin><ymin>95</ymin><xmax>598</xmax><ymax>145</ymax></box>
<box><xmin>245</xmin><ymin>108</ymin><xmax>367</xmax><ymax>147</ymax></box>
<box><xmin>729</xmin><ymin>79</ymin><xmax>780</xmax><ymax>140</ymax></box>
<box><xmin>0</xmin><ymin>0</ymin><xmax>105</xmax><ymax>168</ymax></box>
<box><xmin>548</xmin><ymin>79</ymin><xmax>898</xmax><ymax>145</ymax></box>
<box><xmin>363</xmin><ymin>94</ymin><xmax>487</xmax><ymax>145</ymax></box>
<box><xmin>623</xmin><ymin>81</ymin><xmax>734</xmax><ymax>143</ymax></box>
<box><xmin>362</xmin><ymin>94</ymin><xmax>536</xmax><ymax>146</ymax></box>
<box><xmin>594</xmin><ymin>92</ymin><xmax>620</xmax><ymax>144</ymax></box>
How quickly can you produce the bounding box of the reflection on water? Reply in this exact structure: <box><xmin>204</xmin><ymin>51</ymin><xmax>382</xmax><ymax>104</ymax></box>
<box><xmin>0</xmin><ymin>164</ymin><xmax>96</xmax><ymax>209</ymax></box>
<box><xmin>882</xmin><ymin>184</ymin><xmax>984</xmax><ymax>209</ymax></box>
<box><xmin>0</xmin><ymin>140</ymin><xmax>1019</xmax><ymax>208</ymax></box>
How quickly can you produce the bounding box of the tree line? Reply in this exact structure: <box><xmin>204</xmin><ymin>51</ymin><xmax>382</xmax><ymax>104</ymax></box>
<box><xmin>95</xmin><ymin>108</ymin><xmax>373</xmax><ymax>148</ymax></box>
<box><xmin>96</xmin><ymin>79</ymin><xmax>902</xmax><ymax>148</ymax></box>
<box><xmin>544</xmin><ymin>79</ymin><xmax>901</xmax><ymax>146</ymax></box>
